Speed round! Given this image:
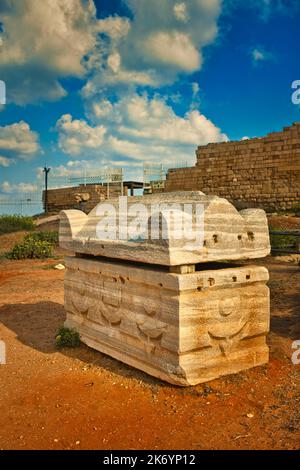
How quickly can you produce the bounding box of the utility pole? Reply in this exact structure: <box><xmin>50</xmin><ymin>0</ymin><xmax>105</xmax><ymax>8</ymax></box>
<box><xmin>43</xmin><ymin>166</ymin><xmax>51</xmax><ymax>214</ymax></box>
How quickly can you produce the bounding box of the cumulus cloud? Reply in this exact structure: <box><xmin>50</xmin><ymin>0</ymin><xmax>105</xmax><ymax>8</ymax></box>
<box><xmin>0</xmin><ymin>0</ymin><xmax>99</xmax><ymax>104</ymax></box>
<box><xmin>0</xmin><ymin>121</ymin><xmax>40</xmax><ymax>163</ymax></box>
<box><xmin>57</xmin><ymin>93</ymin><xmax>227</xmax><ymax>175</ymax></box>
<box><xmin>84</xmin><ymin>0</ymin><xmax>222</xmax><ymax>95</ymax></box>
<box><xmin>0</xmin><ymin>156</ymin><xmax>11</xmax><ymax>167</ymax></box>
<box><xmin>0</xmin><ymin>181</ymin><xmax>38</xmax><ymax>193</ymax></box>
<box><xmin>113</xmin><ymin>97</ymin><xmax>226</xmax><ymax>145</ymax></box>
<box><xmin>145</xmin><ymin>31</ymin><xmax>201</xmax><ymax>72</ymax></box>
<box><xmin>56</xmin><ymin>114</ymin><xmax>107</xmax><ymax>155</ymax></box>
<box><xmin>0</xmin><ymin>1</ymin><xmax>223</xmax><ymax>103</ymax></box>
<box><xmin>97</xmin><ymin>16</ymin><xmax>131</xmax><ymax>40</ymax></box>
<box><xmin>174</xmin><ymin>3</ymin><xmax>189</xmax><ymax>23</ymax></box>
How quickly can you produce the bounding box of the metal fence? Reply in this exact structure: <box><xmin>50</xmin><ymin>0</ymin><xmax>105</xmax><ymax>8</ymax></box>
<box><xmin>0</xmin><ymin>168</ymin><xmax>125</xmax><ymax>216</ymax></box>
<box><xmin>143</xmin><ymin>161</ymin><xmax>189</xmax><ymax>188</ymax></box>
<box><xmin>0</xmin><ymin>189</ymin><xmax>43</xmax><ymax>216</ymax></box>
<box><xmin>0</xmin><ymin>161</ymin><xmax>193</xmax><ymax>215</ymax></box>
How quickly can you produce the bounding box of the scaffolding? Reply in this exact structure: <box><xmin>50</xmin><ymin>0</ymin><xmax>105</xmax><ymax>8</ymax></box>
<box><xmin>143</xmin><ymin>161</ymin><xmax>189</xmax><ymax>194</ymax></box>
<box><xmin>46</xmin><ymin>168</ymin><xmax>124</xmax><ymax>199</ymax></box>
<box><xmin>0</xmin><ymin>161</ymin><xmax>191</xmax><ymax>215</ymax></box>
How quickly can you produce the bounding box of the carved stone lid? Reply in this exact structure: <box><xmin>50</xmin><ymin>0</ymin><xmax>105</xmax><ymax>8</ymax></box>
<box><xmin>59</xmin><ymin>191</ymin><xmax>270</xmax><ymax>266</ymax></box>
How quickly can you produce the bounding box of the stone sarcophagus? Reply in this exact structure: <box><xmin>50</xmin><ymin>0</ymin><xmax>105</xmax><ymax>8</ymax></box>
<box><xmin>60</xmin><ymin>191</ymin><xmax>271</xmax><ymax>386</ymax></box>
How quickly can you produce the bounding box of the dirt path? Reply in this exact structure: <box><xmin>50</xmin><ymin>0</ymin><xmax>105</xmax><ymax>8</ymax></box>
<box><xmin>0</xmin><ymin>252</ymin><xmax>299</xmax><ymax>450</ymax></box>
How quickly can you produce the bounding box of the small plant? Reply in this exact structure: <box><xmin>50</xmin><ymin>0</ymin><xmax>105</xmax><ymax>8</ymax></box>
<box><xmin>5</xmin><ymin>231</ymin><xmax>58</xmax><ymax>260</ymax></box>
<box><xmin>55</xmin><ymin>327</ymin><xmax>80</xmax><ymax>348</ymax></box>
<box><xmin>0</xmin><ymin>215</ymin><xmax>34</xmax><ymax>235</ymax></box>
<box><xmin>6</xmin><ymin>238</ymin><xmax>53</xmax><ymax>260</ymax></box>
<box><xmin>269</xmin><ymin>227</ymin><xmax>299</xmax><ymax>250</ymax></box>
<box><xmin>291</xmin><ymin>204</ymin><xmax>300</xmax><ymax>217</ymax></box>
<box><xmin>24</xmin><ymin>231</ymin><xmax>58</xmax><ymax>246</ymax></box>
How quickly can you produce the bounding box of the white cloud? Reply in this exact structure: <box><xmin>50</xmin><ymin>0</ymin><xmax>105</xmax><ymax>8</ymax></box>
<box><xmin>1</xmin><ymin>181</ymin><xmax>37</xmax><ymax>193</ymax></box>
<box><xmin>0</xmin><ymin>0</ymin><xmax>100</xmax><ymax>104</ymax></box>
<box><xmin>97</xmin><ymin>16</ymin><xmax>131</xmax><ymax>40</ymax></box>
<box><xmin>252</xmin><ymin>48</ymin><xmax>265</xmax><ymax>61</ymax></box>
<box><xmin>82</xmin><ymin>66</ymin><xmax>156</xmax><ymax>97</ymax></box>
<box><xmin>251</xmin><ymin>46</ymin><xmax>273</xmax><ymax>65</ymax></box>
<box><xmin>107</xmin><ymin>52</ymin><xmax>122</xmax><ymax>73</ymax></box>
<box><xmin>88</xmin><ymin>93</ymin><xmax>227</xmax><ymax>146</ymax></box>
<box><xmin>66</xmin><ymin>159</ymin><xmax>90</xmax><ymax>168</ymax></box>
<box><xmin>36</xmin><ymin>163</ymin><xmax>140</xmax><ymax>190</ymax></box>
<box><xmin>56</xmin><ymin>93</ymin><xmax>227</xmax><ymax>176</ymax></box>
<box><xmin>0</xmin><ymin>156</ymin><xmax>11</xmax><ymax>167</ymax></box>
<box><xmin>192</xmin><ymin>82</ymin><xmax>200</xmax><ymax>97</ymax></box>
<box><xmin>91</xmin><ymin>100</ymin><xmax>114</xmax><ymax>118</ymax></box>
<box><xmin>118</xmin><ymin>106</ymin><xmax>225</xmax><ymax>145</ymax></box>
<box><xmin>190</xmin><ymin>81</ymin><xmax>201</xmax><ymax>109</ymax></box>
<box><xmin>145</xmin><ymin>31</ymin><xmax>201</xmax><ymax>72</ymax></box>
<box><xmin>0</xmin><ymin>1</ymin><xmax>223</xmax><ymax>103</ymax></box>
<box><xmin>174</xmin><ymin>3</ymin><xmax>189</xmax><ymax>22</ymax></box>
<box><xmin>0</xmin><ymin>121</ymin><xmax>40</xmax><ymax>163</ymax></box>
<box><xmin>84</xmin><ymin>0</ymin><xmax>222</xmax><ymax>94</ymax></box>
<box><xmin>56</xmin><ymin>114</ymin><xmax>107</xmax><ymax>155</ymax></box>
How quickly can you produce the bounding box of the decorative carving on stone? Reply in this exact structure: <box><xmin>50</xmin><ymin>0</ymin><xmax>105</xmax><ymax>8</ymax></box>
<box><xmin>60</xmin><ymin>191</ymin><xmax>271</xmax><ymax>386</ymax></box>
<box><xmin>63</xmin><ymin>256</ymin><xmax>270</xmax><ymax>385</ymax></box>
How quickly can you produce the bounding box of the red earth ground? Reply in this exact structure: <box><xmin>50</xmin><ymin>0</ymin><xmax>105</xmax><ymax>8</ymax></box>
<box><xmin>0</xmin><ymin>218</ymin><xmax>299</xmax><ymax>450</ymax></box>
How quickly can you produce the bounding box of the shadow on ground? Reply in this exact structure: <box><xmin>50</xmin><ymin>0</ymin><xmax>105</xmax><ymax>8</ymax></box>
<box><xmin>0</xmin><ymin>301</ymin><xmax>168</xmax><ymax>387</ymax></box>
<box><xmin>270</xmin><ymin>293</ymin><xmax>300</xmax><ymax>340</ymax></box>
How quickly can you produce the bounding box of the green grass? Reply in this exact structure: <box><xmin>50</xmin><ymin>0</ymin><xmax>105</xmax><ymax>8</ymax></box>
<box><xmin>0</xmin><ymin>215</ymin><xmax>34</xmax><ymax>235</ymax></box>
<box><xmin>24</xmin><ymin>231</ymin><xmax>58</xmax><ymax>246</ymax></box>
<box><xmin>269</xmin><ymin>227</ymin><xmax>299</xmax><ymax>250</ymax></box>
<box><xmin>55</xmin><ymin>327</ymin><xmax>80</xmax><ymax>348</ymax></box>
<box><xmin>6</xmin><ymin>238</ymin><xmax>53</xmax><ymax>260</ymax></box>
<box><xmin>291</xmin><ymin>205</ymin><xmax>300</xmax><ymax>217</ymax></box>
<box><xmin>5</xmin><ymin>230</ymin><xmax>59</xmax><ymax>260</ymax></box>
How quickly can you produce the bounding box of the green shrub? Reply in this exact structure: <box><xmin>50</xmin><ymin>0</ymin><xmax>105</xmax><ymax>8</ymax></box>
<box><xmin>0</xmin><ymin>215</ymin><xmax>34</xmax><ymax>235</ymax></box>
<box><xmin>24</xmin><ymin>231</ymin><xmax>58</xmax><ymax>246</ymax></box>
<box><xmin>6</xmin><ymin>238</ymin><xmax>53</xmax><ymax>260</ymax></box>
<box><xmin>55</xmin><ymin>327</ymin><xmax>80</xmax><ymax>348</ymax></box>
<box><xmin>291</xmin><ymin>205</ymin><xmax>300</xmax><ymax>217</ymax></box>
<box><xmin>5</xmin><ymin>231</ymin><xmax>58</xmax><ymax>260</ymax></box>
<box><xmin>269</xmin><ymin>227</ymin><xmax>299</xmax><ymax>250</ymax></box>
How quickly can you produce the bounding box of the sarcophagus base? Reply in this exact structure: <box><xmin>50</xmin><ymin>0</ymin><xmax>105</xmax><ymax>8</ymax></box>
<box><xmin>64</xmin><ymin>256</ymin><xmax>269</xmax><ymax>386</ymax></box>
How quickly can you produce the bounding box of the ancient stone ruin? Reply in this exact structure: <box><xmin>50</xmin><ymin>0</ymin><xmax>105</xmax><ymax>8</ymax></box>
<box><xmin>59</xmin><ymin>191</ymin><xmax>271</xmax><ymax>386</ymax></box>
<box><xmin>165</xmin><ymin>123</ymin><xmax>300</xmax><ymax>212</ymax></box>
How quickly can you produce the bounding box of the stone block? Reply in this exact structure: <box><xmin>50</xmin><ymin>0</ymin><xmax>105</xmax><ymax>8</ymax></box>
<box><xmin>59</xmin><ymin>191</ymin><xmax>270</xmax><ymax>266</ymax></box>
<box><xmin>64</xmin><ymin>256</ymin><xmax>270</xmax><ymax>386</ymax></box>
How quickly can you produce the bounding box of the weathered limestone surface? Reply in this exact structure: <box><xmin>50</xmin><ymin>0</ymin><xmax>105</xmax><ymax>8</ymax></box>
<box><xmin>64</xmin><ymin>256</ymin><xmax>270</xmax><ymax>386</ymax></box>
<box><xmin>59</xmin><ymin>191</ymin><xmax>270</xmax><ymax>266</ymax></box>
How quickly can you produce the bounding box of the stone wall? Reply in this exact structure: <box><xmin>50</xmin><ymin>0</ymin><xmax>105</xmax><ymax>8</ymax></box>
<box><xmin>165</xmin><ymin>123</ymin><xmax>300</xmax><ymax>211</ymax></box>
<box><xmin>44</xmin><ymin>183</ymin><xmax>127</xmax><ymax>213</ymax></box>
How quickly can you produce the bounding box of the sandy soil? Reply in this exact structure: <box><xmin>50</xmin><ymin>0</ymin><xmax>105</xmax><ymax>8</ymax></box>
<box><xmin>0</xmin><ymin>224</ymin><xmax>299</xmax><ymax>450</ymax></box>
<box><xmin>267</xmin><ymin>215</ymin><xmax>300</xmax><ymax>230</ymax></box>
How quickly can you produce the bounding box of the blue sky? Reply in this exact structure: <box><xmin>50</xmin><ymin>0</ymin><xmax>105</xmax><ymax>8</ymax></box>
<box><xmin>0</xmin><ymin>0</ymin><xmax>299</xmax><ymax>202</ymax></box>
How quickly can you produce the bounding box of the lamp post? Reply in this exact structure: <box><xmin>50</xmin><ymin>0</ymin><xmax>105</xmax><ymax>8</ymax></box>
<box><xmin>43</xmin><ymin>166</ymin><xmax>51</xmax><ymax>214</ymax></box>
